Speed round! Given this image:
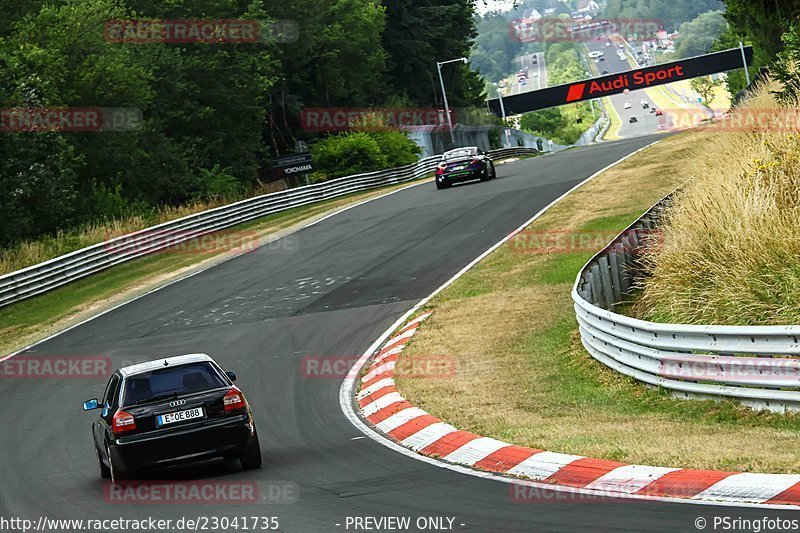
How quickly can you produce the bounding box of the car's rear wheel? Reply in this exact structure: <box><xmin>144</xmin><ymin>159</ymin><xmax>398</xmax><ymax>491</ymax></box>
<box><xmin>480</xmin><ymin>162</ymin><xmax>496</xmax><ymax>181</ymax></box>
<box><xmin>98</xmin><ymin>450</ymin><xmax>111</xmax><ymax>479</ymax></box>
<box><xmin>240</xmin><ymin>431</ymin><xmax>262</xmax><ymax>470</ymax></box>
<box><xmin>436</xmin><ymin>180</ymin><xmax>450</xmax><ymax>190</ymax></box>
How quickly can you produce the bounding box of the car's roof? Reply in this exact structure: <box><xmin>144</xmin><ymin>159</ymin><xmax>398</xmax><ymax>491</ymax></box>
<box><xmin>119</xmin><ymin>353</ymin><xmax>215</xmax><ymax>377</ymax></box>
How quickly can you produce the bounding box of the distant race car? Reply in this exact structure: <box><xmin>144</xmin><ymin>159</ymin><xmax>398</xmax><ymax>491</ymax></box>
<box><xmin>624</xmin><ymin>102</ymin><xmax>632</xmax><ymax>109</ymax></box>
<box><xmin>655</xmin><ymin>109</ymin><xmax>664</xmax><ymax>116</ymax></box>
<box><xmin>641</xmin><ymin>99</ymin><xmax>649</xmax><ymax>109</ymax></box>
<box><xmin>629</xmin><ymin>116</ymin><xmax>638</xmax><ymax>123</ymax></box>
<box><xmin>601</xmin><ymin>69</ymin><xmax>609</xmax><ymax>74</ymax></box>
<box><xmin>598</xmin><ymin>57</ymin><xmax>605</xmax><ymax>62</ymax></box>
<box><xmin>83</xmin><ymin>353</ymin><xmax>261</xmax><ymax>482</ymax></box>
<box><xmin>435</xmin><ymin>147</ymin><xmax>496</xmax><ymax>190</ymax></box>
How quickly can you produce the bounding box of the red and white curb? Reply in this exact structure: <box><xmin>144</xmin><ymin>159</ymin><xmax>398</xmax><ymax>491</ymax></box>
<box><xmin>355</xmin><ymin>312</ymin><xmax>800</xmax><ymax>508</ymax></box>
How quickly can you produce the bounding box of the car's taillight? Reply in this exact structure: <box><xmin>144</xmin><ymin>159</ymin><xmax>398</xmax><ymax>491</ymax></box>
<box><xmin>112</xmin><ymin>410</ymin><xmax>136</xmax><ymax>436</ymax></box>
<box><xmin>470</xmin><ymin>158</ymin><xmax>480</xmax><ymax>164</ymax></box>
<box><xmin>224</xmin><ymin>387</ymin><xmax>247</xmax><ymax>412</ymax></box>
<box><xmin>436</xmin><ymin>165</ymin><xmax>445</xmax><ymax>175</ymax></box>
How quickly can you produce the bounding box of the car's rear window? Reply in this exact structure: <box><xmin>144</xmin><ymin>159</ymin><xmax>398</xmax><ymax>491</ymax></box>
<box><xmin>123</xmin><ymin>362</ymin><xmax>227</xmax><ymax>405</ymax></box>
<box><xmin>443</xmin><ymin>149</ymin><xmax>476</xmax><ymax>161</ymax></box>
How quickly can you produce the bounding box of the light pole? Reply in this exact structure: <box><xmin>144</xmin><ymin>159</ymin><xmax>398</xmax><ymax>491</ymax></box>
<box><xmin>494</xmin><ymin>81</ymin><xmax>510</xmax><ymax>148</ymax></box>
<box><xmin>494</xmin><ymin>82</ymin><xmax>507</xmax><ymax>122</ymax></box>
<box><xmin>739</xmin><ymin>41</ymin><xmax>751</xmax><ymax>86</ymax></box>
<box><xmin>436</xmin><ymin>57</ymin><xmax>468</xmax><ymax>146</ymax></box>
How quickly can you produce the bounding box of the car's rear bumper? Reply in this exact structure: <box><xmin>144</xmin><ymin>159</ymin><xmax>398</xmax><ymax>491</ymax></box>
<box><xmin>438</xmin><ymin>167</ymin><xmax>487</xmax><ymax>185</ymax></box>
<box><xmin>110</xmin><ymin>414</ymin><xmax>254</xmax><ymax>472</ymax></box>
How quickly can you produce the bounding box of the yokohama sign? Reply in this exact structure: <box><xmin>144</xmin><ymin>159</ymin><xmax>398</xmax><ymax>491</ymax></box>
<box><xmin>487</xmin><ymin>47</ymin><xmax>753</xmax><ymax>115</ymax></box>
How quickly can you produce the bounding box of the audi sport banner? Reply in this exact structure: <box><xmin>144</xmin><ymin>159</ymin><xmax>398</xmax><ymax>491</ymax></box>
<box><xmin>488</xmin><ymin>47</ymin><xmax>753</xmax><ymax>115</ymax></box>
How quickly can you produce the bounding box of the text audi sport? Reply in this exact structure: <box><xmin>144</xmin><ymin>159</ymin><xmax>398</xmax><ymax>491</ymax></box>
<box><xmin>435</xmin><ymin>147</ymin><xmax>496</xmax><ymax>189</ymax></box>
<box><xmin>83</xmin><ymin>353</ymin><xmax>261</xmax><ymax>482</ymax></box>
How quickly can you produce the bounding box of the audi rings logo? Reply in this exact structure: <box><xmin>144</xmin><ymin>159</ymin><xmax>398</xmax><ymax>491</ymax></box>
<box><xmin>169</xmin><ymin>400</ymin><xmax>187</xmax><ymax>407</ymax></box>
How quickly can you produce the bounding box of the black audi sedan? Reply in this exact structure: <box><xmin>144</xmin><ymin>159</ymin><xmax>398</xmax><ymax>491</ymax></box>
<box><xmin>83</xmin><ymin>353</ymin><xmax>261</xmax><ymax>482</ymax></box>
<box><xmin>435</xmin><ymin>146</ymin><xmax>496</xmax><ymax>189</ymax></box>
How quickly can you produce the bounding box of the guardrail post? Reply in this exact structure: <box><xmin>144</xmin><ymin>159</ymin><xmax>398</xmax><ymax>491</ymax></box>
<box><xmin>589</xmin><ymin>264</ymin><xmax>605</xmax><ymax>308</ymax></box>
<box><xmin>598</xmin><ymin>256</ymin><xmax>614</xmax><ymax>308</ymax></box>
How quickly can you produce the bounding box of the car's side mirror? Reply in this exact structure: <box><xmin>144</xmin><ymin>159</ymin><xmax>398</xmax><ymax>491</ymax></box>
<box><xmin>83</xmin><ymin>398</ymin><xmax>100</xmax><ymax>411</ymax></box>
<box><xmin>226</xmin><ymin>371</ymin><xmax>237</xmax><ymax>382</ymax></box>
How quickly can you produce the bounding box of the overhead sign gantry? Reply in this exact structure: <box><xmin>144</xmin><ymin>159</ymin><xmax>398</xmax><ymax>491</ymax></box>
<box><xmin>488</xmin><ymin>47</ymin><xmax>754</xmax><ymax>116</ymax></box>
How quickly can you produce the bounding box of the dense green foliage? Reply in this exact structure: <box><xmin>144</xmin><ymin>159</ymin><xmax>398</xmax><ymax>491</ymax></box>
<box><xmin>720</xmin><ymin>0</ymin><xmax>800</xmax><ymax>98</ymax></box>
<box><xmin>723</xmin><ymin>0</ymin><xmax>800</xmax><ymax>58</ymax></box>
<box><xmin>675</xmin><ymin>11</ymin><xmax>727</xmax><ymax>58</ymax></box>
<box><xmin>309</xmin><ymin>130</ymin><xmax>422</xmax><ymax>182</ymax></box>
<box><xmin>0</xmin><ymin>0</ymin><xmax>484</xmax><ymax>248</ymax></box>
<box><xmin>519</xmin><ymin>102</ymin><xmax>594</xmax><ymax>145</ymax></box>
<box><xmin>605</xmin><ymin>0</ymin><xmax>724</xmax><ymax>31</ymax></box>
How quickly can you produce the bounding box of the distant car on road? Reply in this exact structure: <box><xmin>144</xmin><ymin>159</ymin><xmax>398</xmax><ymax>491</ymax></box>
<box><xmin>655</xmin><ymin>109</ymin><xmax>664</xmax><ymax>116</ymax></box>
<box><xmin>588</xmin><ymin>51</ymin><xmax>604</xmax><ymax>59</ymax></box>
<box><xmin>83</xmin><ymin>354</ymin><xmax>261</xmax><ymax>482</ymax></box>
<box><xmin>624</xmin><ymin>102</ymin><xmax>632</xmax><ymax>109</ymax></box>
<box><xmin>641</xmin><ymin>99</ymin><xmax>649</xmax><ymax>109</ymax></box>
<box><xmin>601</xmin><ymin>69</ymin><xmax>609</xmax><ymax>74</ymax></box>
<box><xmin>598</xmin><ymin>57</ymin><xmax>605</xmax><ymax>62</ymax></box>
<box><xmin>435</xmin><ymin>147</ymin><xmax>496</xmax><ymax>190</ymax></box>
<box><xmin>629</xmin><ymin>116</ymin><xmax>638</xmax><ymax>123</ymax></box>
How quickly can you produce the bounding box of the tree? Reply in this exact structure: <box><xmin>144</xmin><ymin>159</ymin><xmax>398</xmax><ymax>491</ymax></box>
<box><xmin>675</xmin><ymin>11</ymin><xmax>727</xmax><ymax>58</ymax></box>
<box><xmin>723</xmin><ymin>0</ymin><xmax>800</xmax><ymax>58</ymax></box>
<box><xmin>690</xmin><ymin>76</ymin><xmax>723</xmax><ymax>106</ymax></box>
<box><xmin>382</xmin><ymin>0</ymin><xmax>485</xmax><ymax>107</ymax></box>
<box><xmin>605</xmin><ymin>0</ymin><xmax>724</xmax><ymax>31</ymax></box>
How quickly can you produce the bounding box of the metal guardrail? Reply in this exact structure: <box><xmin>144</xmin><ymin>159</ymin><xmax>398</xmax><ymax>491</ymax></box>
<box><xmin>0</xmin><ymin>148</ymin><xmax>539</xmax><ymax>308</ymax></box>
<box><xmin>572</xmin><ymin>196</ymin><xmax>800</xmax><ymax>412</ymax></box>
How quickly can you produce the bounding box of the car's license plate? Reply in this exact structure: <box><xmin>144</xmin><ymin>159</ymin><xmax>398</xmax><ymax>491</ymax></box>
<box><xmin>157</xmin><ymin>407</ymin><xmax>204</xmax><ymax>427</ymax></box>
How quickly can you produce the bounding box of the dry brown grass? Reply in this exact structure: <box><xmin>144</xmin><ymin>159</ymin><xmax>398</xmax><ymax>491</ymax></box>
<box><xmin>396</xmin><ymin>130</ymin><xmax>800</xmax><ymax>473</ymax></box>
<box><xmin>638</xmin><ymin>85</ymin><xmax>800</xmax><ymax>325</ymax></box>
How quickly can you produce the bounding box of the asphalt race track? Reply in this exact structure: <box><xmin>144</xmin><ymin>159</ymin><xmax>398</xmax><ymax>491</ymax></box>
<box><xmin>1</xmin><ymin>137</ymin><xmax>796</xmax><ymax>532</ymax></box>
<box><xmin>584</xmin><ymin>39</ymin><xmax>663</xmax><ymax>139</ymax></box>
